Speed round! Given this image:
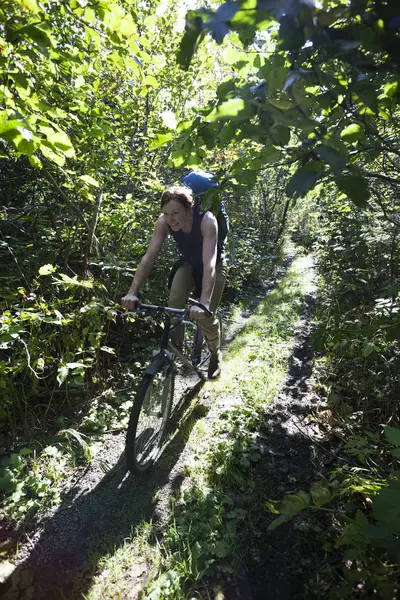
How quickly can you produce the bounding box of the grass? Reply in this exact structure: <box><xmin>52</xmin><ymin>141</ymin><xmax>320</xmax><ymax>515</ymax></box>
<box><xmin>84</xmin><ymin>521</ymin><xmax>158</xmax><ymax>600</ymax></box>
<box><xmin>83</xmin><ymin>254</ymin><xmax>316</xmax><ymax>600</ymax></box>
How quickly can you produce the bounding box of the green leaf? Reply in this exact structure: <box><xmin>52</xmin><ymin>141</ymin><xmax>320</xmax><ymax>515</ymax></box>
<box><xmin>53</xmin><ymin>273</ymin><xmax>93</xmax><ymax>288</ymax></box>
<box><xmin>264</xmin><ymin>500</ymin><xmax>280</xmax><ymax>514</ymax></box>
<box><xmin>280</xmin><ymin>491</ymin><xmax>311</xmax><ymax>517</ymax></box>
<box><xmin>248</xmin><ymin>145</ymin><xmax>283</xmax><ymax>168</ymax></box>
<box><xmin>310</xmin><ymin>482</ymin><xmax>332</xmax><ymax>507</ymax></box>
<box><xmin>286</xmin><ymin>165</ymin><xmax>323</xmax><ymax>198</ymax></box>
<box><xmin>119</xmin><ymin>16</ymin><xmax>137</xmax><ymax>38</ymax></box>
<box><xmin>371</xmin><ymin>476</ymin><xmax>400</xmax><ymax>531</ymax></box>
<box><xmin>268</xmin><ymin>491</ymin><xmax>311</xmax><ymax>530</ymax></box>
<box><xmin>336</xmin><ymin>173</ymin><xmax>369</xmax><ymax>206</ymax></box>
<box><xmin>186</xmin><ymin>151</ymin><xmax>204</xmax><ymax>166</ymax></box>
<box><xmin>269</xmin><ymin>123</ymin><xmax>290</xmax><ymax>146</ymax></box>
<box><xmin>143</xmin><ymin>75</ymin><xmax>158</xmax><ymax>88</ymax></box>
<box><xmin>0</xmin><ymin>469</ymin><xmax>17</xmax><ymax>493</ymax></box>
<box><xmin>223</xmin><ymin>46</ymin><xmax>243</xmax><ymax>65</ymax></box>
<box><xmin>40</xmin><ymin>141</ymin><xmax>65</xmax><ymax>166</ymax></box>
<box><xmin>219</xmin><ymin>122</ymin><xmax>237</xmax><ymax>145</ymax></box>
<box><xmin>0</xmin><ymin>119</ymin><xmax>30</xmax><ymax>137</ymax></box>
<box><xmin>268</xmin><ymin>514</ymin><xmax>291</xmax><ymax>530</ymax></box>
<box><xmin>340</xmin><ymin>123</ymin><xmax>363</xmax><ymax>142</ymax></box>
<box><xmin>16</xmin><ymin>0</ymin><xmax>40</xmax><ymax>12</ymax></box>
<box><xmin>79</xmin><ymin>175</ymin><xmax>100</xmax><ymax>187</ymax></box>
<box><xmin>385</xmin><ymin>427</ymin><xmax>400</xmax><ymax>446</ymax></box>
<box><xmin>213</xmin><ymin>540</ymin><xmax>232</xmax><ymax>558</ymax></box>
<box><xmin>362</xmin><ymin>342</ymin><xmax>376</xmax><ymax>357</ymax></box>
<box><xmin>47</xmin><ymin>131</ymin><xmax>75</xmax><ymax>156</ymax></box>
<box><xmin>28</xmin><ymin>155</ymin><xmax>42</xmax><ymax>168</ymax></box>
<box><xmin>169</xmin><ymin>148</ymin><xmax>187</xmax><ymax>167</ymax></box>
<box><xmin>150</xmin><ymin>132</ymin><xmax>173</xmax><ymax>150</ymax></box>
<box><xmin>11</xmin><ymin>24</ymin><xmax>51</xmax><ymax>48</ymax></box>
<box><xmin>177</xmin><ymin>13</ymin><xmax>204</xmax><ymax>70</ymax></box>
<box><xmin>208</xmin><ymin>98</ymin><xmax>247</xmax><ymax>122</ymax></box>
<box><xmin>234</xmin><ymin>169</ymin><xmax>258</xmax><ymax>188</ymax></box>
<box><xmin>38</xmin><ymin>264</ymin><xmax>56</xmax><ymax>276</ymax></box>
<box><xmin>315</xmin><ymin>144</ymin><xmax>346</xmax><ymax>172</ymax></box>
<box><xmin>379</xmin><ymin>80</ymin><xmax>399</xmax><ymax>99</ymax></box>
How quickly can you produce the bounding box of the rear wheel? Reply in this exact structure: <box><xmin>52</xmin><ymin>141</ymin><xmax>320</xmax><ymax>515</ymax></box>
<box><xmin>125</xmin><ymin>362</ymin><xmax>174</xmax><ymax>474</ymax></box>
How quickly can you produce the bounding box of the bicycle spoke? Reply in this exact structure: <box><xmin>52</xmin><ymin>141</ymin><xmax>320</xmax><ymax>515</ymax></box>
<box><xmin>125</xmin><ymin>364</ymin><xmax>174</xmax><ymax>472</ymax></box>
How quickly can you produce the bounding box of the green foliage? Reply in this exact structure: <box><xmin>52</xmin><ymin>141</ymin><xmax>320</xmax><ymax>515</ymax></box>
<box><xmin>174</xmin><ymin>0</ymin><xmax>400</xmax><ymax>208</ymax></box>
<box><xmin>0</xmin><ymin>2</ymin><xmax>399</xmax><ymax>596</ymax></box>
<box><xmin>312</xmin><ymin>188</ymin><xmax>400</xmax><ymax>424</ymax></box>
<box><xmin>273</xmin><ymin>173</ymin><xmax>399</xmax><ymax>595</ymax></box>
<box><xmin>0</xmin><ymin>445</ymin><xmax>66</xmax><ymax>520</ymax></box>
<box><xmin>0</xmin><ymin>0</ymin><xmax>231</xmax><ymax>466</ymax></box>
<box><xmin>266</xmin><ymin>462</ymin><xmax>400</xmax><ymax>593</ymax></box>
<box><xmin>0</xmin><ymin>0</ymin><xmax>140</xmax><ymax>166</ymax></box>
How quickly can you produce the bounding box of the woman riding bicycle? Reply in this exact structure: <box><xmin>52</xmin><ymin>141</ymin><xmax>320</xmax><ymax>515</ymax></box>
<box><xmin>121</xmin><ymin>172</ymin><xmax>227</xmax><ymax>379</ymax></box>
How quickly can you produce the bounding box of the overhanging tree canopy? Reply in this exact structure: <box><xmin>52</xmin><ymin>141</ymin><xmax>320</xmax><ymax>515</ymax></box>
<box><xmin>170</xmin><ymin>0</ymin><xmax>400</xmax><ymax>207</ymax></box>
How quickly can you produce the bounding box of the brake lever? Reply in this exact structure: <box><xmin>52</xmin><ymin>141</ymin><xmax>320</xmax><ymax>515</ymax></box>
<box><xmin>188</xmin><ymin>297</ymin><xmax>213</xmax><ymax>318</ymax></box>
<box><xmin>121</xmin><ymin>304</ymin><xmax>146</xmax><ymax>317</ymax></box>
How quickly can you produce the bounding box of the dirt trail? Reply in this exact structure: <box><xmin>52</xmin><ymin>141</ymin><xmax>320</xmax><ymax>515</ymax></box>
<box><xmin>5</xmin><ymin>378</ymin><xmax>209</xmax><ymax>600</ymax></box>
<box><xmin>4</xmin><ymin>255</ymin><xmax>322</xmax><ymax>600</ymax></box>
<box><xmin>228</xmin><ymin>257</ymin><xmax>337</xmax><ymax>600</ymax></box>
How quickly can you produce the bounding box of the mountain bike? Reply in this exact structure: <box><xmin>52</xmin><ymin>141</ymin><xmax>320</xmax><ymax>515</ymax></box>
<box><xmin>123</xmin><ymin>298</ymin><xmax>222</xmax><ymax>474</ymax></box>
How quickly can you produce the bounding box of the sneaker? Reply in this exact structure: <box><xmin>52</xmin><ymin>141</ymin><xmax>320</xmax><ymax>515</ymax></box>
<box><xmin>208</xmin><ymin>350</ymin><xmax>222</xmax><ymax>379</ymax></box>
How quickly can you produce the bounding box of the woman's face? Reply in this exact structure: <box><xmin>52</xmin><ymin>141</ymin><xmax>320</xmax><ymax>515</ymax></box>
<box><xmin>162</xmin><ymin>200</ymin><xmax>191</xmax><ymax>231</ymax></box>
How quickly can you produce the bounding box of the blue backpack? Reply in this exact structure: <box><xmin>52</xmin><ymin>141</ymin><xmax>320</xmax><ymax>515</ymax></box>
<box><xmin>181</xmin><ymin>170</ymin><xmax>230</xmax><ymax>242</ymax></box>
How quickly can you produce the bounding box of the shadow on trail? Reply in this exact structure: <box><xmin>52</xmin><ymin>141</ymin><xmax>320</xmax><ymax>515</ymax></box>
<box><xmin>237</xmin><ymin>287</ymin><xmax>338</xmax><ymax>599</ymax></box>
<box><xmin>4</xmin><ymin>379</ymin><xmax>208</xmax><ymax>600</ymax></box>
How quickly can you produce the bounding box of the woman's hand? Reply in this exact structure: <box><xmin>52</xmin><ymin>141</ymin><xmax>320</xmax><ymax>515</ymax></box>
<box><xmin>189</xmin><ymin>304</ymin><xmax>209</xmax><ymax>320</ymax></box>
<box><xmin>121</xmin><ymin>293</ymin><xmax>139</xmax><ymax>311</ymax></box>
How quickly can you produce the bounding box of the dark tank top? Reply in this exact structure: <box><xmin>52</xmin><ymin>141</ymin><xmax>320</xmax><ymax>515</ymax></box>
<box><xmin>168</xmin><ymin>201</ymin><xmax>224</xmax><ymax>296</ymax></box>
<box><xmin>169</xmin><ymin>201</ymin><xmax>224</xmax><ymax>268</ymax></box>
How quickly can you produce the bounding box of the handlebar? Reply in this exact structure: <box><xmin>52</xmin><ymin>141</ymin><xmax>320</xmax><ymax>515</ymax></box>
<box><xmin>121</xmin><ymin>297</ymin><xmax>213</xmax><ymax>319</ymax></box>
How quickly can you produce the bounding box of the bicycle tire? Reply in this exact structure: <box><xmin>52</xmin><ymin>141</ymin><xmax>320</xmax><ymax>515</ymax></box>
<box><xmin>125</xmin><ymin>362</ymin><xmax>174</xmax><ymax>474</ymax></box>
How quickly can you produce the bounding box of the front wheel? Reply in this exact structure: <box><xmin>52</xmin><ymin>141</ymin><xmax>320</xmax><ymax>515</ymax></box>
<box><xmin>125</xmin><ymin>362</ymin><xmax>174</xmax><ymax>474</ymax></box>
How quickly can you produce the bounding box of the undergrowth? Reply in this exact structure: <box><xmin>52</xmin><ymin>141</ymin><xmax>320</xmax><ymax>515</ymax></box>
<box><xmin>264</xmin><ymin>198</ymin><xmax>400</xmax><ymax>599</ymax></box>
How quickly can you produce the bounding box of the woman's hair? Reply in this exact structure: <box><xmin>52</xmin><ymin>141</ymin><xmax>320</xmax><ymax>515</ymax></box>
<box><xmin>160</xmin><ymin>185</ymin><xmax>193</xmax><ymax>210</ymax></box>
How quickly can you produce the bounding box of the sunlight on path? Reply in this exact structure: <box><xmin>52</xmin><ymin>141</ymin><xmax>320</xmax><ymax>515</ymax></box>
<box><xmin>210</xmin><ymin>254</ymin><xmax>315</xmax><ymax>403</ymax></box>
<box><xmin>85</xmin><ymin>253</ymin><xmax>317</xmax><ymax>600</ymax></box>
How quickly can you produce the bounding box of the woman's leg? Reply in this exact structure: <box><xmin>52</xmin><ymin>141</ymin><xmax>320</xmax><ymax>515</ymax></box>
<box><xmin>199</xmin><ymin>261</ymin><xmax>227</xmax><ymax>353</ymax></box>
<box><xmin>168</xmin><ymin>263</ymin><xmax>194</xmax><ymax>348</ymax></box>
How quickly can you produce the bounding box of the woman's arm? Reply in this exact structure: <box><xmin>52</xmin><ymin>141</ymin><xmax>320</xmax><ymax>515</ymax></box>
<box><xmin>200</xmin><ymin>212</ymin><xmax>218</xmax><ymax>306</ymax></box>
<box><xmin>190</xmin><ymin>212</ymin><xmax>218</xmax><ymax>320</ymax></box>
<box><xmin>121</xmin><ymin>216</ymin><xmax>169</xmax><ymax>309</ymax></box>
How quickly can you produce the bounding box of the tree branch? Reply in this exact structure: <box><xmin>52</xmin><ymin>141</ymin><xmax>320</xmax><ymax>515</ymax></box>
<box><xmin>365</xmin><ymin>172</ymin><xmax>400</xmax><ymax>185</ymax></box>
<box><xmin>43</xmin><ymin>167</ymin><xmax>91</xmax><ymax>230</ymax></box>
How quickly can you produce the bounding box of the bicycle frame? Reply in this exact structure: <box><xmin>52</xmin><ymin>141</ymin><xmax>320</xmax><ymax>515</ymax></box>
<box><xmin>122</xmin><ymin>301</ymin><xmax>208</xmax><ymax>380</ymax></box>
